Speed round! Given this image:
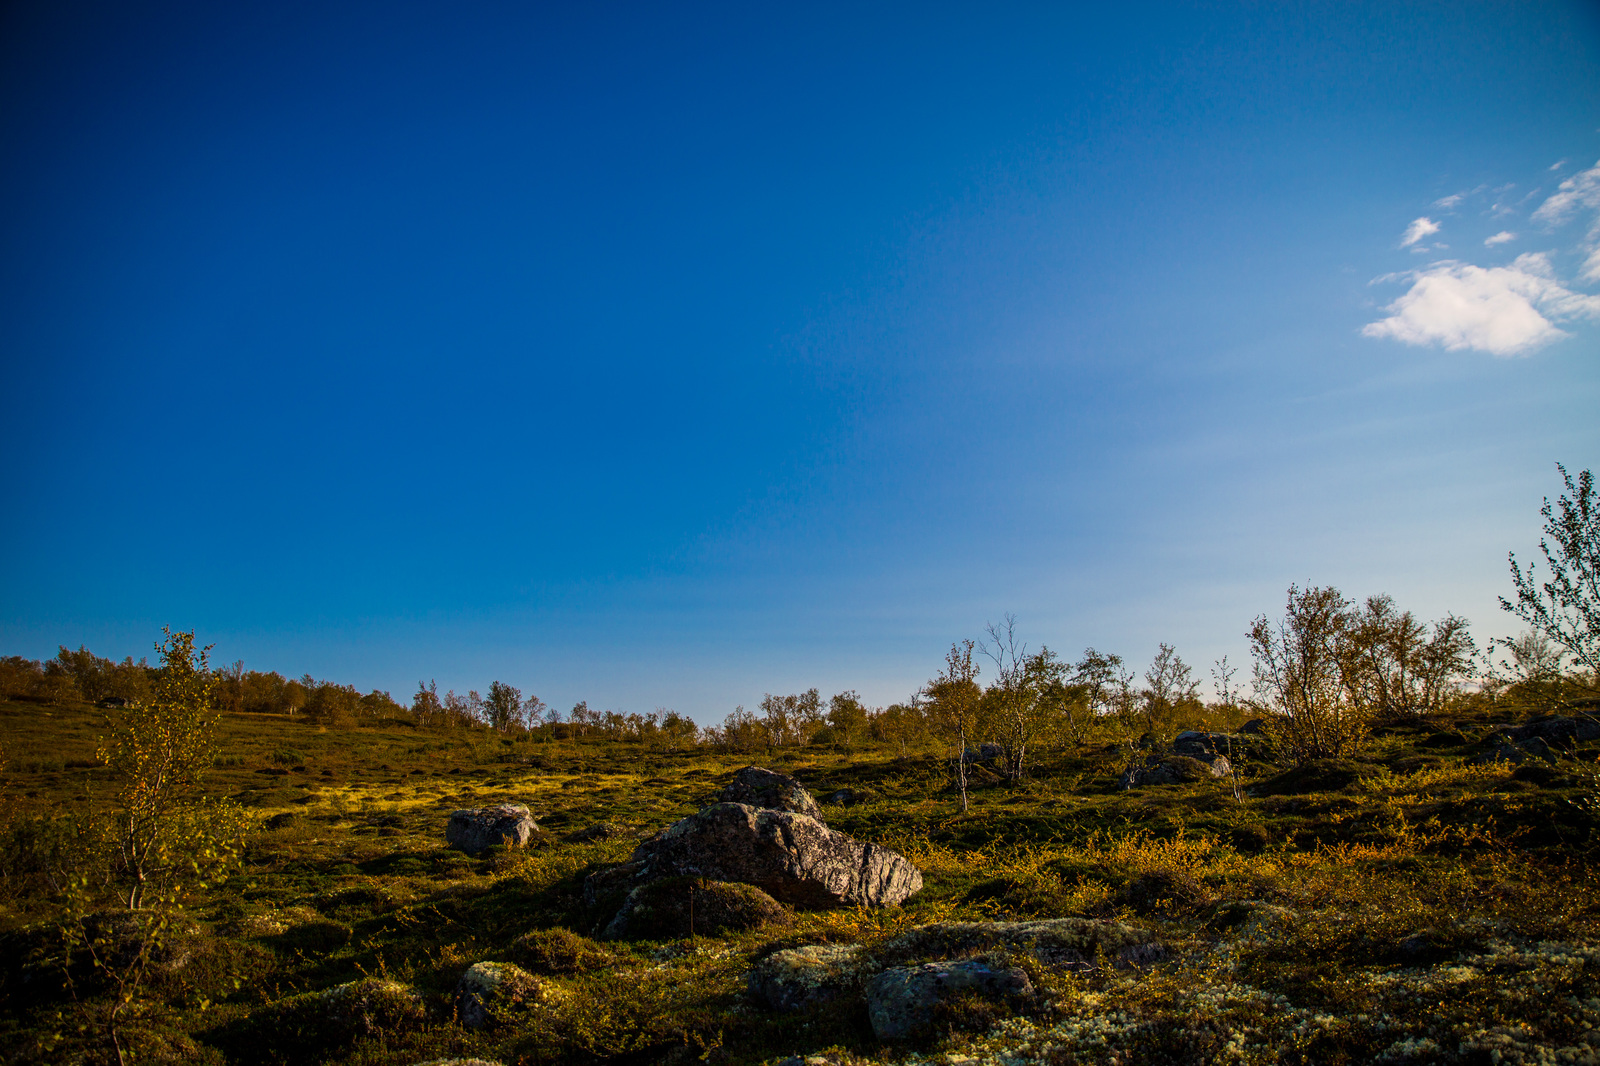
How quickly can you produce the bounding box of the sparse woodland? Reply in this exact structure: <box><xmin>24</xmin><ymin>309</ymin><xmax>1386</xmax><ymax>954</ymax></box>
<box><xmin>0</xmin><ymin>465</ymin><xmax>1597</xmax><ymax>1066</ymax></box>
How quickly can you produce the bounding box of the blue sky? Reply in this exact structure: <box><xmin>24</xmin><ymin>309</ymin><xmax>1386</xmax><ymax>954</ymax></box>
<box><xmin>2</xmin><ymin>1</ymin><xmax>1598</xmax><ymax>719</ymax></box>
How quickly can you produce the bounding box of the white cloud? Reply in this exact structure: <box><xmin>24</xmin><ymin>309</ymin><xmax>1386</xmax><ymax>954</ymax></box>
<box><xmin>1362</xmin><ymin>252</ymin><xmax>1600</xmax><ymax>357</ymax></box>
<box><xmin>1551</xmin><ymin>159</ymin><xmax>1568</xmax><ymax>171</ymax></box>
<box><xmin>1433</xmin><ymin>193</ymin><xmax>1465</xmax><ymax>210</ymax></box>
<box><xmin>1484</xmin><ymin>231</ymin><xmax>1516</xmax><ymax>247</ymax></box>
<box><xmin>1533</xmin><ymin>160</ymin><xmax>1600</xmax><ymax>224</ymax></box>
<box><xmin>1533</xmin><ymin>159</ymin><xmax>1600</xmax><ymax>280</ymax></box>
<box><xmin>1400</xmin><ymin>217</ymin><xmax>1441</xmax><ymax>247</ymax></box>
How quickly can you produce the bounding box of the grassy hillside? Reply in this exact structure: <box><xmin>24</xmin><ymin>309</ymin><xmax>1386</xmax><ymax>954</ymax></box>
<box><xmin>2</xmin><ymin>696</ymin><xmax>1598</xmax><ymax>1065</ymax></box>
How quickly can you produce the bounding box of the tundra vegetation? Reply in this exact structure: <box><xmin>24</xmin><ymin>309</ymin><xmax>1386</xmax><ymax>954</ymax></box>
<box><xmin>0</xmin><ymin>465</ymin><xmax>1597</xmax><ymax>1066</ymax></box>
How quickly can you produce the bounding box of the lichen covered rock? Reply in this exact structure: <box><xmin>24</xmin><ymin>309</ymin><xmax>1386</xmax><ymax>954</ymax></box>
<box><xmin>603</xmin><ymin>876</ymin><xmax>791</xmax><ymax>940</ymax></box>
<box><xmin>747</xmin><ymin>943</ymin><xmax>881</xmax><ymax>1012</ymax></box>
<box><xmin>564</xmin><ymin>821</ymin><xmax>628</xmax><ymax>842</ymax></box>
<box><xmin>1120</xmin><ymin>755</ymin><xmax>1230</xmax><ymax>789</ymax></box>
<box><xmin>718</xmin><ymin>766</ymin><xmax>824</xmax><ymax>820</ymax></box>
<box><xmin>590</xmin><ymin>802</ymin><xmax>922</xmax><ymax>909</ymax></box>
<box><xmin>454</xmin><ymin>961</ymin><xmax>543</xmax><ymax>1030</ymax></box>
<box><xmin>866</xmin><ymin>959</ymin><xmax>1033</xmax><ymax>1040</ymax></box>
<box><xmin>509</xmin><ymin>928</ymin><xmax>622</xmax><ymax>974</ymax></box>
<box><xmin>261</xmin><ymin>978</ymin><xmax>427</xmax><ymax>1041</ymax></box>
<box><xmin>446</xmin><ymin>804</ymin><xmax>539</xmax><ymax>854</ymax></box>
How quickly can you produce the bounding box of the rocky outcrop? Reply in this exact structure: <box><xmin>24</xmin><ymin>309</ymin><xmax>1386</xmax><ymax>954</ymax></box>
<box><xmin>747</xmin><ymin>944</ymin><xmax>881</xmax><ymax>1012</ymax></box>
<box><xmin>602</xmin><ymin>877</ymin><xmax>791</xmax><ymax>939</ymax></box>
<box><xmin>586</xmin><ymin>803</ymin><xmax>922</xmax><ymax>909</ymax></box>
<box><xmin>446</xmin><ymin>804</ymin><xmax>538</xmax><ymax>854</ymax></box>
<box><xmin>1173</xmin><ymin>730</ymin><xmax>1238</xmax><ymax>759</ymax></box>
<box><xmin>454</xmin><ymin>961</ymin><xmax>543</xmax><ymax>1030</ymax></box>
<box><xmin>1504</xmin><ymin>715</ymin><xmax>1600</xmax><ymax>745</ymax></box>
<box><xmin>1475</xmin><ymin>735</ymin><xmax>1557</xmax><ymax>766</ymax></box>
<box><xmin>717</xmin><ymin>766</ymin><xmax>824</xmax><ymax>820</ymax></box>
<box><xmin>879</xmin><ymin>918</ymin><xmax>1162</xmax><ymax>970</ymax></box>
<box><xmin>866</xmin><ymin>959</ymin><xmax>1033</xmax><ymax>1040</ymax></box>
<box><xmin>1120</xmin><ymin>754</ymin><xmax>1231</xmax><ymax>789</ymax></box>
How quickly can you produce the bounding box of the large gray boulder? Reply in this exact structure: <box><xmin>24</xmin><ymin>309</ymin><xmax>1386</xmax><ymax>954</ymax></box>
<box><xmin>866</xmin><ymin>959</ymin><xmax>1033</xmax><ymax>1041</ymax></box>
<box><xmin>446</xmin><ymin>804</ymin><xmax>538</xmax><ymax>855</ymax></box>
<box><xmin>747</xmin><ymin>944</ymin><xmax>881</xmax><ymax>1012</ymax></box>
<box><xmin>588</xmin><ymin>802</ymin><xmax>922</xmax><ymax>909</ymax></box>
<box><xmin>718</xmin><ymin>766</ymin><xmax>824</xmax><ymax>820</ymax></box>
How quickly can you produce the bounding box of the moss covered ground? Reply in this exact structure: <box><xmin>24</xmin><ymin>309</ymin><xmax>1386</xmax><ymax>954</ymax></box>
<box><xmin>2</xmin><ymin>697</ymin><xmax>1598</xmax><ymax>1065</ymax></box>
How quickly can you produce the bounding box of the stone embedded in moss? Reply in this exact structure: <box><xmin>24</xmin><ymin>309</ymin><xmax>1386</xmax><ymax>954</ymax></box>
<box><xmin>1203</xmin><ymin>899</ymin><xmax>1298</xmax><ymax>938</ymax></box>
<box><xmin>866</xmin><ymin>958</ymin><xmax>1033</xmax><ymax>1041</ymax></box>
<box><xmin>509</xmin><ymin>928</ymin><xmax>621</xmax><ymax>975</ymax></box>
<box><xmin>603</xmin><ymin>876</ymin><xmax>791</xmax><ymax>940</ymax></box>
<box><xmin>454</xmin><ymin>961</ymin><xmax>544</xmax><ymax>1030</ymax></box>
<box><xmin>747</xmin><ymin>943</ymin><xmax>880</xmax><ymax>1012</ymax></box>
<box><xmin>259</xmin><ymin>978</ymin><xmax>427</xmax><ymax>1042</ymax></box>
<box><xmin>1120</xmin><ymin>755</ymin><xmax>1229</xmax><ymax>789</ymax></box>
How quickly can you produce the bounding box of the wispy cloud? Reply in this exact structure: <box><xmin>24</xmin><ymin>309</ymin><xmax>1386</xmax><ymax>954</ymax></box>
<box><xmin>1484</xmin><ymin>231</ymin><xmax>1516</xmax><ymax>247</ymax></box>
<box><xmin>1551</xmin><ymin>159</ymin><xmax>1568</xmax><ymax>171</ymax></box>
<box><xmin>1433</xmin><ymin>193</ymin><xmax>1464</xmax><ymax>210</ymax></box>
<box><xmin>1361</xmin><ymin>252</ymin><xmax>1600</xmax><ymax>357</ymax></box>
<box><xmin>1400</xmin><ymin>217</ymin><xmax>1440</xmax><ymax>247</ymax></box>
<box><xmin>1532</xmin><ymin>159</ymin><xmax>1600</xmax><ymax>279</ymax></box>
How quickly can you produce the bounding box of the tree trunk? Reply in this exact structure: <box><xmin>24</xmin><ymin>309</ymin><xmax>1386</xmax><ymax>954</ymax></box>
<box><xmin>955</xmin><ymin>725</ymin><xmax>969</xmax><ymax>813</ymax></box>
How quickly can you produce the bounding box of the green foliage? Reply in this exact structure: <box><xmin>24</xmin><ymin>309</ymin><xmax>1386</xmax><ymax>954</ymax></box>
<box><xmin>1504</xmin><ymin>463</ymin><xmax>1600</xmax><ymax>680</ymax></box>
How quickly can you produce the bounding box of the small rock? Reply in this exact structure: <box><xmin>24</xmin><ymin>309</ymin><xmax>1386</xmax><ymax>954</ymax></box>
<box><xmin>1516</xmin><ymin>735</ymin><xmax>1557</xmax><ymax>764</ymax></box>
<box><xmin>454</xmin><ymin>961</ymin><xmax>543</xmax><ymax>1030</ymax></box>
<box><xmin>565</xmin><ymin>821</ymin><xmax>628</xmax><ymax>842</ymax></box>
<box><xmin>602</xmin><ymin>877</ymin><xmax>791</xmax><ymax>939</ymax></box>
<box><xmin>822</xmin><ymin>789</ymin><xmax>857</xmax><ymax>806</ymax></box>
<box><xmin>1473</xmin><ymin>741</ymin><xmax>1527</xmax><ymax>766</ymax></box>
<box><xmin>747</xmin><ymin>943</ymin><xmax>880</xmax><ymax>1011</ymax></box>
<box><xmin>865</xmin><ymin>959</ymin><xmax>1032</xmax><ymax>1041</ymax></box>
<box><xmin>582</xmin><ymin>859</ymin><xmax>646</xmax><ymax>908</ymax></box>
<box><xmin>718</xmin><ymin>766</ymin><xmax>824</xmax><ymax>820</ymax></box>
<box><xmin>1172</xmin><ymin>731</ymin><xmax>1244</xmax><ymax>759</ymax></box>
<box><xmin>446</xmin><ymin>804</ymin><xmax>539</xmax><ymax>855</ymax></box>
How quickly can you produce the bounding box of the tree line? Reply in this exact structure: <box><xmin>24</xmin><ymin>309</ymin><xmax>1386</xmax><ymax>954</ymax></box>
<box><xmin>4</xmin><ymin>465</ymin><xmax>1594</xmax><ymax>775</ymax></box>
